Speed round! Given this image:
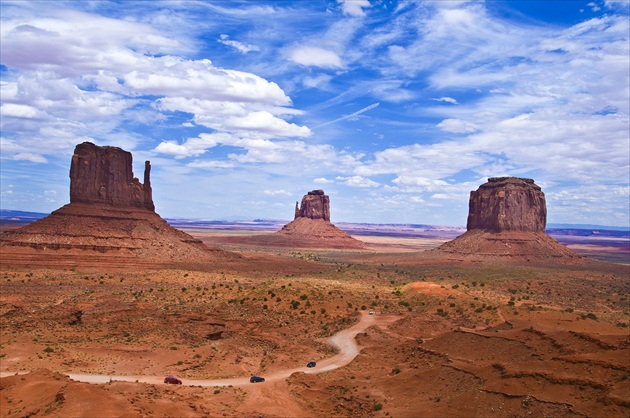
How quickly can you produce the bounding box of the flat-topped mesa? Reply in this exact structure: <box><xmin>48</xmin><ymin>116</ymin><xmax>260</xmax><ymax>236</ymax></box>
<box><xmin>467</xmin><ymin>177</ymin><xmax>546</xmax><ymax>233</ymax></box>
<box><xmin>70</xmin><ymin>142</ymin><xmax>154</xmax><ymax>211</ymax></box>
<box><xmin>433</xmin><ymin>176</ymin><xmax>581</xmax><ymax>261</ymax></box>
<box><xmin>294</xmin><ymin>189</ymin><xmax>330</xmax><ymax>221</ymax></box>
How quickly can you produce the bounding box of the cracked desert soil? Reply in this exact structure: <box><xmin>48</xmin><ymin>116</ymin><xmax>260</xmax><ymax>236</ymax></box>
<box><xmin>1</xmin><ymin>230</ymin><xmax>629</xmax><ymax>417</ymax></box>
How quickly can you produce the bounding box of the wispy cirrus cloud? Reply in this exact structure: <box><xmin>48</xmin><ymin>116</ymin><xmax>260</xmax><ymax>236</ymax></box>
<box><xmin>218</xmin><ymin>34</ymin><xmax>260</xmax><ymax>53</ymax></box>
<box><xmin>315</xmin><ymin>102</ymin><xmax>380</xmax><ymax>128</ymax></box>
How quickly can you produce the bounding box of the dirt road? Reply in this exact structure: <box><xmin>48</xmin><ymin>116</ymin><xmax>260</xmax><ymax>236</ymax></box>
<box><xmin>1</xmin><ymin>313</ymin><xmax>401</xmax><ymax>387</ymax></box>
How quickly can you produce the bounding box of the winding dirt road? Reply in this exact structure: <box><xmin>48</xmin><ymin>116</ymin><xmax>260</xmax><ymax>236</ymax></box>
<box><xmin>1</xmin><ymin>313</ymin><xmax>401</xmax><ymax>387</ymax></box>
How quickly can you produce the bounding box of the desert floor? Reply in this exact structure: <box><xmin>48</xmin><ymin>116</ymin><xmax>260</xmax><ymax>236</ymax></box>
<box><xmin>1</xmin><ymin>230</ymin><xmax>629</xmax><ymax>417</ymax></box>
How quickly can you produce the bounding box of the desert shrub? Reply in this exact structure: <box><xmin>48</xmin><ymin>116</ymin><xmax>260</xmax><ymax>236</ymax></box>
<box><xmin>392</xmin><ymin>367</ymin><xmax>401</xmax><ymax>374</ymax></box>
<box><xmin>43</xmin><ymin>347</ymin><xmax>54</xmax><ymax>353</ymax></box>
<box><xmin>300</xmin><ymin>294</ymin><xmax>308</xmax><ymax>300</ymax></box>
<box><xmin>373</xmin><ymin>402</ymin><xmax>383</xmax><ymax>411</ymax></box>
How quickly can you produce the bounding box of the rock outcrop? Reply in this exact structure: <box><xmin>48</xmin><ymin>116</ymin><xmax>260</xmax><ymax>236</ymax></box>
<box><xmin>467</xmin><ymin>177</ymin><xmax>546</xmax><ymax>233</ymax></box>
<box><xmin>294</xmin><ymin>190</ymin><xmax>330</xmax><ymax>221</ymax></box>
<box><xmin>70</xmin><ymin>142</ymin><xmax>154</xmax><ymax>210</ymax></box>
<box><xmin>435</xmin><ymin>177</ymin><xmax>581</xmax><ymax>261</ymax></box>
<box><xmin>0</xmin><ymin>142</ymin><xmax>234</xmax><ymax>268</ymax></box>
<box><xmin>276</xmin><ymin>190</ymin><xmax>364</xmax><ymax>249</ymax></box>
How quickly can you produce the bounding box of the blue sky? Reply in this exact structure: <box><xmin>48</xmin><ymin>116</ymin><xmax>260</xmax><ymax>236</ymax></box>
<box><xmin>1</xmin><ymin>0</ymin><xmax>628</xmax><ymax>226</ymax></box>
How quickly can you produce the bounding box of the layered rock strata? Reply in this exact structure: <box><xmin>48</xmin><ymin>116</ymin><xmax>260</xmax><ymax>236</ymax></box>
<box><xmin>436</xmin><ymin>177</ymin><xmax>581</xmax><ymax>261</ymax></box>
<box><xmin>467</xmin><ymin>177</ymin><xmax>546</xmax><ymax>233</ymax></box>
<box><xmin>0</xmin><ymin>142</ymin><xmax>232</xmax><ymax>266</ymax></box>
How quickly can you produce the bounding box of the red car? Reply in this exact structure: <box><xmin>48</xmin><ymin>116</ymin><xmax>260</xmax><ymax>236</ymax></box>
<box><xmin>164</xmin><ymin>376</ymin><xmax>182</xmax><ymax>385</ymax></box>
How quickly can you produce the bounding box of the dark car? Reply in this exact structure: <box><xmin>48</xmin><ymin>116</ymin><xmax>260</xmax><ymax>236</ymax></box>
<box><xmin>307</xmin><ymin>361</ymin><xmax>316</xmax><ymax>368</ymax></box>
<box><xmin>164</xmin><ymin>376</ymin><xmax>182</xmax><ymax>385</ymax></box>
<box><xmin>250</xmin><ymin>376</ymin><xmax>265</xmax><ymax>383</ymax></box>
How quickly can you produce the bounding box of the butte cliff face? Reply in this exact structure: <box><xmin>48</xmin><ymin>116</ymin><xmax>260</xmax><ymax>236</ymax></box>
<box><xmin>436</xmin><ymin>177</ymin><xmax>580</xmax><ymax>261</ymax></box>
<box><xmin>277</xmin><ymin>190</ymin><xmax>364</xmax><ymax>249</ymax></box>
<box><xmin>467</xmin><ymin>177</ymin><xmax>546</xmax><ymax>233</ymax></box>
<box><xmin>294</xmin><ymin>190</ymin><xmax>330</xmax><ymax>221</ymax></box>
<box><xmin>0</xmin><ymin>142</ymin><xmax>233</xmax><ymax>268</ymax></box>
<box><xmin>70</xmin><ymin>142</ymin><xmax>154</xmax><ymax>211</ymax></box>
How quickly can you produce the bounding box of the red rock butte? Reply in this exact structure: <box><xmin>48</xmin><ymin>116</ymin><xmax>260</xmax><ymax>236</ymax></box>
<box><xmin>436</xmin><ymin>177</ymin><xmax>581</xmax><ymax>261</ymax></box>
<box><xmin>0</xmin><ymin>142</ymin><xmax>233</xmax><ymax>268</ymax></box>
<box><xmin>70</xmin><ymin>142</ymin><xmax>155</xmax><ymax>211</ymax></box>
<box><xmin>276</xmin><ymin>190</ymin><xmax>364</xmax><ymax>249</ymax></box>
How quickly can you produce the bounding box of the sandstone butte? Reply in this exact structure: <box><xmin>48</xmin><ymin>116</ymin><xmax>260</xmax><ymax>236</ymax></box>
<box><xmin>435</xmin><ymin>177</ymin><xmax>582</xmax><ymax>261</ymax></box>
<box><xmin>0</xmin><ymin>142</ymin><xmax>233</xmax><ymax>266</ymax></box>
<box><xmin>276</xmin><ymin>190</ymin><xmax>365</xmax><ymax>249</ymax></box>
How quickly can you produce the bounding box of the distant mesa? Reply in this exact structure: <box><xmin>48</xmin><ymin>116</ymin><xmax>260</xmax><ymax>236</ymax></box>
<box><xmin>436</xmin><ymin>177</ymin><xmax>581</xmax><ymax>261</ymax></box>
<box><xmin>0</xmin><ymin>142</ymin><xmax>233</xmax><ymax>267</ymax></box>
<box><xmin>275</xmin><ymin>190</ymin><xmax>364</xmax><ymax>249</ymax></box>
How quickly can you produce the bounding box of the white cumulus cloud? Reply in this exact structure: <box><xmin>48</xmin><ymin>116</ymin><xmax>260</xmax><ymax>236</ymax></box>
<box><xmin>338</xmin><ymin>0</ymin><xmax>372</xmax><ymax>17</ymax></box>
<box><xmin>437</xmin><ymin>118</ymin><xmax>479</xmax><ymax>133</ymax></box>
<box><xmin>336</xmin><ymin>175</ymin><xmax>380</xmax><ymax>188</ymax></box>
<box><xmin>290</xmin><ymin>46</ymin><xmax>343</xmax><ymax>68</ymax></box>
